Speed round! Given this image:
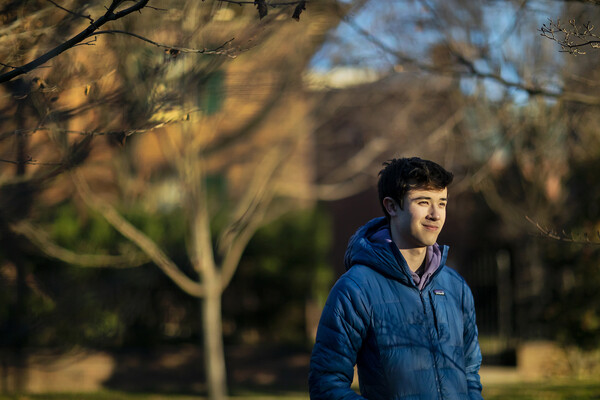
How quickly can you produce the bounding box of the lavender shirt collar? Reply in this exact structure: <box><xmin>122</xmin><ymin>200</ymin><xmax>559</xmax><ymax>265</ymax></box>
<box><xmin>371</xmin><ymin>225</ymin><xmax>442</xmax><ymax>290</ymax></box>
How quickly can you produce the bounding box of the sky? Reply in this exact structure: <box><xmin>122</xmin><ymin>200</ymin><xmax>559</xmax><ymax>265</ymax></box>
<box><xmin>308</xmin><ymin>0</ymin><xmax>565</xmax><ymax>104</ymax></box>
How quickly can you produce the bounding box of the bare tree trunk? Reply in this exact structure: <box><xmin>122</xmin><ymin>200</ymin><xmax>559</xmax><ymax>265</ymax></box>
<box><xmin>201</xmin><ymin>282</ymin><xmax>227</xmax><ymax>400</ymax></box>
<box><xmin>11</xmin><ymin>97</ymin><xmax>29</xmax><ymax>393</ymax></box>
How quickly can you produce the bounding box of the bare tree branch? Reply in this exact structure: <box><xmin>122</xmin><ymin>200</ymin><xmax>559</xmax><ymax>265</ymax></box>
<box><xmin>217</xmin><ymin>0</ymin><xmax>308</xmax><ymax>6</ymax></box>
<box><xmin>321</xmin><ymin>136</ymin><xmax>388</xmax><ymax>183</ymax></box>
<box><xmin>526</xmin><ymin>216</ymin><xmax>600</xmax><ymax>245</ymax></box>
<box><xmin>473</xmin><ymin>178</ymin><xmax>529</xmax><ymax>230</ymax></box>
<box><xmin>92</xmin><ymin>30</ymin><xmax>237</xmax><ymax>58</ymax></box>
<box><xmin>0</xmin><ymin>115</ymin><xmax>195</xmax><ymax>166</ymax></box>
<box><xmin>0</xmin><ymin>7</ymin><xmax>55</xmax><ymax>38</ymax></box>
<box><xmin>72</xmin><ymin>170</ymin><xmax>206</xmax><ymax>297</ymax></box>
<box><xmin>217</xmin><ymin>0</ymin><xmax>309</xmax><ymax>20</ymax></box>
<box><xmin>0</xmin><ymin>0</ymin><xmax>311</xmax><ymax>83</ymax></box>
<box><xmin>0</xmin><ymin>0</ymin><xmax>151</xmax><ymax>83</ymax></box>
<box><xmin>0</xmin><ymin>62</ymin><xmax>19</xmax><ymax>69</ymax></box>
<box><xmin>342</xmin><ymin>12</ymin><xmax>600</xmax><ymax>106</ymax></box>
<box><xmin>0</xmin><ymin>157</ymin><xmax>62</xmax><ymax>166</ymax></box>
<box><xmin>10</xmin><ymin>220</ymin><xmax>149</xmax><ymax>267</ymax></box>
<box><xmin>220</xmin><ymin>200</ymin><xmax>294</xmax><ymax>291</ymax></box>
<box><xmin>540</xmin><ymin>19</ymin><xmax>600</xmax><ymax>55</ymax></box>
<box><xmin>46</xmin><ymin>0</ymin><xmax>93</xmax><ymax>22</ymax></box>
<box><xmin>282</xmin><ymin>106</ymin><xmax>465</xmax><ymax>201</ymax></box>
<box><xmin>218</xmin><ymin>148</ymin><xmax>286</xmax><ymax>289</ymax></box>
<box><xmin>218</xmin><ymin>148</ymin><xmax>284</xmax><ymax>252</ymax></box>
<box><xmin>557</xmin><ymin>0</ymin><xmax>600</xmax><ymax>5</ymax></box>
<box><xmin>300</xmin><ymin>176</ymin><xmax>374</xmax><ymax>201</ymax></box>
<box><xmin>0</xmin><ymin>115</ymin><xmax>197</xmax><ymax>147</ymax></box>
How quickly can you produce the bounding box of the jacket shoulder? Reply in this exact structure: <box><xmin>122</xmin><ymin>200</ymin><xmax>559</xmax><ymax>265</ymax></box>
<box><xmin>439</xmin><ymin>264</ymin><xmax>470</xmax><ymax>287</ymax></box>
<box><xmin>325</xmin><ymin>265</ymin><xmax>380</xmax><ymax>318</ymax></box>
<box><xmin>342</xmin><ymin>263</ymin><xmax>383</xmax><ymax>285</ymax></box>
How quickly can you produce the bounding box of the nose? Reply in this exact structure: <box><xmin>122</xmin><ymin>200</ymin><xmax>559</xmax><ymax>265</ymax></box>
<box><xmin>428</xmin><ymin>205</ymin><xmax>441</xmax><ymax>221</ymax></box>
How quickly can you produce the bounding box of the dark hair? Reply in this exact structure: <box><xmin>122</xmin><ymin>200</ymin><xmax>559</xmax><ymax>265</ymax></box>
<box><xmin>377</xmin><ymin>157</ymin><xmax>454</xmax><ymax>218</ymax></box>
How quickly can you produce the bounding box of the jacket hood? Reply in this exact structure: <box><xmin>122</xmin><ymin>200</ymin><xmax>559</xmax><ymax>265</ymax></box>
<box><xmin>344</xmin><ymin>217</ymin><xmax>448</xmax><ymax>285</ymax></box>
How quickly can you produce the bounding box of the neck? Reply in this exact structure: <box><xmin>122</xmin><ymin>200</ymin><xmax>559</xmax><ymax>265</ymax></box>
<box><xmin>389</xmin><ymin>222</ymin><xmax>428</xmax><ymax>272</ymax></box>
<box><xmin>398</xmin><ymin>247</ymin><xmax>427</xmax><ymax>272</ymax></box>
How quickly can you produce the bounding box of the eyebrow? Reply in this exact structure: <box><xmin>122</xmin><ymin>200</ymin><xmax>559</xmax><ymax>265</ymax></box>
<box><xmin>411</xmin><ymin>196</ymin><xmax>448</xmax><ymax>202</ymax></box>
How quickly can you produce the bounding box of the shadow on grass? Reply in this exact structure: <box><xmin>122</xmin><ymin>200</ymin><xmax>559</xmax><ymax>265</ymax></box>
<box><xmin>0</xmin><ymin>392</ymin><xmax>308</xmax><ymax>400</ymax></box>
<box><xmin>98</xmin><ymin>344</ymin><xmax>310</xmax><ymax>397</ymax></box>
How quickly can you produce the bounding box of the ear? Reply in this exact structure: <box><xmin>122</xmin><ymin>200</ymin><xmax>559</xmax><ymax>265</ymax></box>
<box><xmin>383</xmin><ymin>197</ymin><xmax>399</xmax><ymax>217</ymax></box>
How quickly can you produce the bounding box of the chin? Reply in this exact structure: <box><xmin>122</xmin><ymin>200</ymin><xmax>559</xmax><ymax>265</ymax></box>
<box><xmin>421</xmin><ymin>237</ymin><xmax>439</xmax><ymax>247</ymax></box>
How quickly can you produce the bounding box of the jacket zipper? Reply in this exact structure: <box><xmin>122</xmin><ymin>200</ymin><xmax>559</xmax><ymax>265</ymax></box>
<box><xmin>420</xmin><ymin>290</ymin><xmax>444</xmax><ymax>399</ymax></box>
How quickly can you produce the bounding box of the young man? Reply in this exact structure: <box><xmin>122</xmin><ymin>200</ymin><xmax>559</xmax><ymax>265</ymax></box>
<box><xmin>309</xmin><ymin>157</ymin><xmax>483</xmax><ymax>400</ymax></box>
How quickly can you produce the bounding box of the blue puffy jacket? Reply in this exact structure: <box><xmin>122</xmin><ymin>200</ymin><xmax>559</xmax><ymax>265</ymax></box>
<box><xmin>309</xmin><ymin>217</ymin><xmax>483</xmax><ymax>400</ymax></box>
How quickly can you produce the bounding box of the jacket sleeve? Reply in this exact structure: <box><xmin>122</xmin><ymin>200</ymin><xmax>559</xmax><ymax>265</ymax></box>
<box><xmin>309</xmin><ymin>275</ymin><xmax>369</xmax><ymax>400</ymax></box>
<box><xmin>462</xmin><ymin>282</ymin><xmax>484</xmax><ymax>400</ymax></box>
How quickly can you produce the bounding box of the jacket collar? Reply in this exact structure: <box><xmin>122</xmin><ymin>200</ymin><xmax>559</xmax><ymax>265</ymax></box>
<box><xmin>345</xmin><ymin>217</ymin><xmax>448</xmax><ymax>287</ymax></box>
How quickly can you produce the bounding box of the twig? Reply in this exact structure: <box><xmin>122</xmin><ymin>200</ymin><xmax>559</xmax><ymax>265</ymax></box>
<box><xmin>1</xmin><ymin>115</ymin><xmax>196</xmax><ymax>139</ymax></box>
<box><xmin>46</xmin><ymin>0</ymin><xmax>94</xmax><ymax>22</ymax></box>
<box><xmin>218</xmin><ymin>0</ymin><xmax>307</xmax><ymax>6</ymax></box>
<box><xmin>526</xmin><ymin>216</ymin><xmax>600</xmax><ymax>245</ymax></box>
<box><xmin>217</xmin><ymin>0</ymin><xmax>308</xmax><ymax>19</ymax></box>
<box><xmin>0</xmin><ymin>156</ymin><xmax>32</xmax><ymax>165</ymax></box>
<box><xmin>341</xmin><ymin>13</ymin><xmax>600</xmax><ymax>106</ymax></box>
<box><xmin>0</xmin><ymin>155</ymin><xmax>62</xmax><ymax>166</ymax></box>
<box><xmin>0</xmin><ymin>158</ymin><xmax>63</xmax><ymax>166</ymax></box>
<box><xmin>0</xmin><ymin>0</ymin><xmax>150</xmax><ymax>83</ymax></box>
<box><xmin>0</xmin><ymin>0</ymin><xmax>310</xmax><ymax>82</ymax></box>
<box><xmin>0</xmin><ymin>62</ymin><xmax>18</xmax><ymax>69</ymax></box>
<box><xmin>540</xmin><ymin>19</ymin><xmax>600</xmax><ymax>55</ymax></box>
<box><xmin>72</xmin><ymin>170</ymin><xmax>206</xmax><ymax>297</ymax></box>
<box><xmin>145</xmin><ymin>6</ymin><xmax>168</xmax><ymax>12</ymax></box>
<box><xmin>10</xmin><ymin>220</ymin><xmax>149</xmax><ymax>267</ymax></box>
<box><xmin>74</xmin><ymin>36</ymin><xmax>98</xmax><ymax>47</ymax></box>
<box><xmin>92</xmin><ymin>30</ymin><xmax>237</xmax><ymax>57</ymax></box>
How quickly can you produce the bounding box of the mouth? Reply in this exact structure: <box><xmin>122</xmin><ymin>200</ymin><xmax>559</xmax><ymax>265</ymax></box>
<box><xmin>422</xmin><ymin>224</ymin><xmax>439</xmax><ymax>231</ymax></box>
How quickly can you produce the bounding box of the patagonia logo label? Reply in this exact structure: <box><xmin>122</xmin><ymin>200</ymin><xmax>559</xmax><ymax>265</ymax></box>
<box><xmin>434</xmin><ymin>290</ymin><xmax>445</xmax><ymax>296</ymax></box>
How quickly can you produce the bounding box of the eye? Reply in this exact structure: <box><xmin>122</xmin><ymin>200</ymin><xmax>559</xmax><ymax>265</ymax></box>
<box><xmin>439</xmin><ymin>202</ymin><xmax>447</xmax><ymax>208</ymax></box>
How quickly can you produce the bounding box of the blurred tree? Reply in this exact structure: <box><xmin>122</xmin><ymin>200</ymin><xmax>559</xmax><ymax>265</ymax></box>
<box><xmin>0</xmin><ymin>0</ymin><xmax>310</xmax><ymax>83</ymax></box>
<box><xmin>307</xmin><ymin>0</ymin><xmax>600</xmax><ymax>352</ymax></box>
<box><xmin>224</xmin><ymin>207</ymin><xmax>333</xmax><ymax>346</ymax></box>
<box><xmin>544</xmin><ymin>157</ymin><xmax>600</xmax><ymax>349</ymax></box>
<box><xmin>12</xmin><ymin>202</ymin><xmax>192</xmax><ymax>349</ymax></box>
<box><xmin>319</xmin><ymin>0</ymin><xmax>600</xmax><ymax>105</ymax></box>
<box><xmin>458</xmin><ymin>2</ymin><xmax>600</xmax><ymax>343</ymax></box>
<box><xmin>0</xmin><ymin>1</ymin><xmax>347</xmax><ymax>398</ymax></box>
<box><xmin>540</xmin><ymin>0</ymin><xmax>600</xmax><ymax>55</ymax></box>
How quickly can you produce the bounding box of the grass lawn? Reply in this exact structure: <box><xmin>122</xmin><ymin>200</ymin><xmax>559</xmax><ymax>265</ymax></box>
<box><xmin>483</xmin><ymin>380</ymin><xmax>600</xmax><ymax>399</ymax></box>
<box><xmin>1</xmin><ymin>381</ymin><xmax>600</xmax><ymax>400</ymax></box>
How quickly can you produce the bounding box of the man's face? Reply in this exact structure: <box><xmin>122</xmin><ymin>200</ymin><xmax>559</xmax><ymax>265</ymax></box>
<box><xmin>385</xmin><ymin>187</ymin><xmax>448</xmax><ymax>249</ymax></box>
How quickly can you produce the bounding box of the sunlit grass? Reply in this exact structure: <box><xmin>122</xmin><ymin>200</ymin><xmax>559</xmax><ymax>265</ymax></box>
<box><xmin>484</xmin><ymin>380</ymin><xmax>600</xmax><ymax>399</ymax></box>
